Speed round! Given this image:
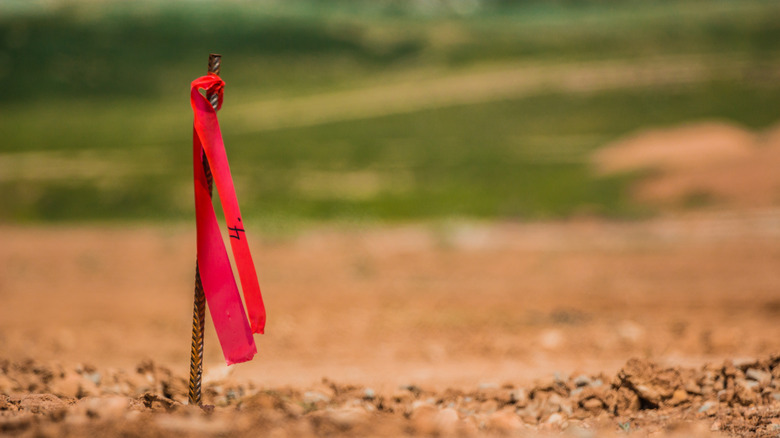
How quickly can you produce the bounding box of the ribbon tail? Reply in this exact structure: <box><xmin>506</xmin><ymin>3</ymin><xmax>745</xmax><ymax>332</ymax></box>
<box><xmin>193</xmin><ymin>129</ymin><xmax>257</xmax><ymax>365</ymax></box>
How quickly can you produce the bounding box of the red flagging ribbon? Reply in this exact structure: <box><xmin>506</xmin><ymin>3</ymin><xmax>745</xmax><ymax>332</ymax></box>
<box><xmin>191</xmin><ymin>74</ymin><xmax>266</xmax><ymax>365</ymax></box>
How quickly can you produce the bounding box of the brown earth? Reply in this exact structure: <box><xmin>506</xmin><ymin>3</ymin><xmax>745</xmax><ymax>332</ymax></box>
<box><xmin>594</xmin><ymin>121</ymin><xmax>780</xmax><ymax>209</ymax></box>
<box><xmin>2</xmin><ymin>210</ymin><xmax>780</xmax><ymax>436</ymax></box>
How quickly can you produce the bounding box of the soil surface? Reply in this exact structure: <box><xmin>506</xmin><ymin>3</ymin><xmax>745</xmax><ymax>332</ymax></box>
<box><xmin>2</xmin><ymin>207</ymin><xmax>780</xmax><ymax>436</ymax></box>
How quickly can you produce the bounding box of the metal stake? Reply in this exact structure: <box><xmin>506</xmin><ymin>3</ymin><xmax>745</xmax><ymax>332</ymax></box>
<box><xmin>188</xmin><ymin>53</ymin><xmax>221</xmax><ymax>406</ymax></box>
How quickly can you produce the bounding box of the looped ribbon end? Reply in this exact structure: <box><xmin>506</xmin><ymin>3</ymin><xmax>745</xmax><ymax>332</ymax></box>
<box><xmin>191</xmin><ymin>74</ymin><xmax>266</xmax><ymax>365</ymax></box>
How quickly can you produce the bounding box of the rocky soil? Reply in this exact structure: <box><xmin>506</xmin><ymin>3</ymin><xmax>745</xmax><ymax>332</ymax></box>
<box><xmin>3</xmin><ymin>355</ymin><xmax>780</xmax><ymax>437</ymax></box>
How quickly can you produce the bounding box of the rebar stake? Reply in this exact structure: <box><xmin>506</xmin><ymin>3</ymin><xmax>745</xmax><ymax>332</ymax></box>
<box><xmin>188</xmin><ymin>53</ymin><xmax>222</xmax><ymax>406</ymax></box>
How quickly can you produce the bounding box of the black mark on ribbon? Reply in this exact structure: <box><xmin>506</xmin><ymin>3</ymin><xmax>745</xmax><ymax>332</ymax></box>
<box><xmin>228</xmin><ymin>224</ymin><xmax>245</xmax><ymax>240</ymax></box>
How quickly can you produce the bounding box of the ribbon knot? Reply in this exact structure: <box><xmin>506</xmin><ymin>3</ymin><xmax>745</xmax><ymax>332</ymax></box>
<box><xmin>204</xmin><ymin>73</ymin><xmax>224</xmax><ymax>110</ymax></box>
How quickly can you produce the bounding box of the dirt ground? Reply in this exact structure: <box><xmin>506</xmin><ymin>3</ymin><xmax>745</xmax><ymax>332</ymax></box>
<box><xmin>2</xmin><ymin>205</ymin><xmax>780</xmax><ymax>436</ymax></box>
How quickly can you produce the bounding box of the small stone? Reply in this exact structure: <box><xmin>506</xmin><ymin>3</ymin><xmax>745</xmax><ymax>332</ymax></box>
<box><xmin>83</xmin><ymin>372</ymin><xmax>101</xmax><ymax>386</ymax></box>
<box><xmin>581</xmin><ymin>398</ymin><xmax>603</xmax><ymax>413</ymax></box>
<box><xmin>684</xmin><ymin>381</ymin><xmax>702</xmax><ymax>395</ymax></box>
<box><xmin>303</xmin><ymin>391</ymin><xmax>330</xmax><ymax>404</ymax></box>
<box><xmin>362</xmin><ymin>388</ymin><xmax>375</xmax><ymax>400</ymax></box>
<box><xmin>735</xmin><ymin>380</ymin><xmax>759</xmax><ymax>406</ymax></box>
<box><xmin>509</xmin><ymin>388</ymin><xmax>528</xmax><ymax>406</ymax></box>
<box><xmin>717</xmin><ymin>389</ymin><xmax>734</xmax><ymax>403</ymax></box>
<box><xmin>698</xmin><ymin>401</ymin><xmax>718</xmax><ymax>415</ymax></box>
<box><xmin>545</xmin><ymin>412</ymin><xmax>565</xmax><ymax>426</ymax></box>
<box><xmin>710</xmin><ymin>421</ymin><xmax>721</xmax><ymax>431</ymax></box>
<box><xmin>746</xmin><ymin>368</ymin><xmax>771</xmax><ymax>386</ymax></box>
<box><xmin>634</xmin><ymin>385</ymin><xmax>662</xmax><ymax>406</ymax></box>
<box><xmin>79</xmin><ymin>379</ymin><xmax>100</xmax><ymax>398</ymax></box>
<box><xmin>573</xmin><ymin>375</ymin><xmax>592</xmax><ymax>387</ymax></box>
<box><xmin>667</xmin><ymin>389</ymin><xmax>688</xmax><ymax>406</ymax></box>
<box><xmin>325</xmin><ymin>407</ymin><xmax>367</xmax><ymax>429</ymax></box>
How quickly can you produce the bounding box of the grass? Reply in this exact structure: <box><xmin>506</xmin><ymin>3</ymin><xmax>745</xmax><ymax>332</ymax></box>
<box><xmin>1</xmin><ymin>0</ymin><xmax>779</xmax><ymax>224</ymax></box>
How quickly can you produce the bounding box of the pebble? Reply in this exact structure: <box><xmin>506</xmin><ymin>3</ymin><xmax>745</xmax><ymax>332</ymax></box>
<box><xmin>634</xmin><ymin>384</ymin><xmax>662</xmax><ymax>406</ymax></box>
<box><xmin>581</xmin><ymin>398</ymin><xmax>603</xmax><ymax>412</ymax></box>
<box><xmin>509</xmin><ymin>388</ymin><xmax>528</xmax><ymax>406</ymax></box>
<box><xmin>735</xmin><ymin>379</ymin><xmax>759</xmax><ymax>405</ymax></box>
<box><xmin>303</xmin><ymin>391</ymin><xmax>330</xmax><ymax>404</ymax></box>
<box><xmin>362</xmin><ymin>388</ymin><xmax>375</xmax><ymax>400</ymax></box>
<box><xmin>710</xmin><ymin>420</ymin><xmax>721</xmax><ymax>431</ymax></box>
<box><xmin>684</xmin><ymin>381</ymin><xmax>702</xmax><ymax>395</ymax></box>
<box><xmin>746</xmin><ymin>368</ymin><xmax>771</xmax><ymax>386</ymax></box>
<box><xmin>573</xmin><ymin>375</ymin><xmax>592</xmax><ymax>387</ymax></box>
<box><xmin>79</xmin><ymin>376</ymin><xmax>100</xmax><ymax>398</ymax></box>
<box><xmin>83</xmin><ymin>372</ymin><xmax>101</xmax><ymax>386</ymax></box>
<box><xmin>667</xmin><ymin>389</ymin><xmax>688</xmax><ymax>406</ymax></box>
<box><xmin>698</xmin><ymin>401</ymin><xmax>718</xmax><ymax>415</ymax></box>
<box><xmin>545</xmin><ymin>412</ymin><xmax>565</xmax><ymax>426</ymax></box>
<box><xmin>324</xmin><ymin>407</ymin><xmax>367</xmax><ymax>429</ymax></box>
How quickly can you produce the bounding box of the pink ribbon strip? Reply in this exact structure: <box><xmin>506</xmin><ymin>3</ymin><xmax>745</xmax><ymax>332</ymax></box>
<box><xmin>191</xmin><ymin>74</ymin><xmax>266</xmax><ymax>365</ymax></box>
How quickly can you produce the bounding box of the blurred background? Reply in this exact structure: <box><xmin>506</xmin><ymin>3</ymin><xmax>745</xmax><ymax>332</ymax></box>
<box><xmin>2</xmin><ymin>0</ymin><xmax>779</xmax><ymax>226</ymax></box>
<box><xmin>2</xmin><ymin>0</ymin><xmax>780</xmax><ymax>390</ymax></box>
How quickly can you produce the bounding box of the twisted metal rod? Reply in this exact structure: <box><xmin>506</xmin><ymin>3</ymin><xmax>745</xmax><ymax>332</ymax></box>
<box><xmin>188</xmin><ymin>53</ymin><xmax>221</xmax><ymax>406</ymax></box>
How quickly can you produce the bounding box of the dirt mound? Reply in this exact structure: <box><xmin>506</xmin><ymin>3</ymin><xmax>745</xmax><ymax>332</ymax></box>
<box><xmin>2</xmin><ymin>356</ymin><xmax>780</xmax><ymax>437</ymax></box>
<box><xmin>593</xmin><ymin>121</ymin><xmax>780</xmax><ymax>208</ymax></box>
<box><xmin>594</xmin><ymin>122</ymin><xmax>756</xmax><ymax>174</ymax></box>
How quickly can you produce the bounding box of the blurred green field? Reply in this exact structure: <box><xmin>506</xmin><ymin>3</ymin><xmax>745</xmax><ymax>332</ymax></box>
<box><xmin>1</xmin><ymin>0</ymin><xmax>779</xmax><ymax>225</ymax></box>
